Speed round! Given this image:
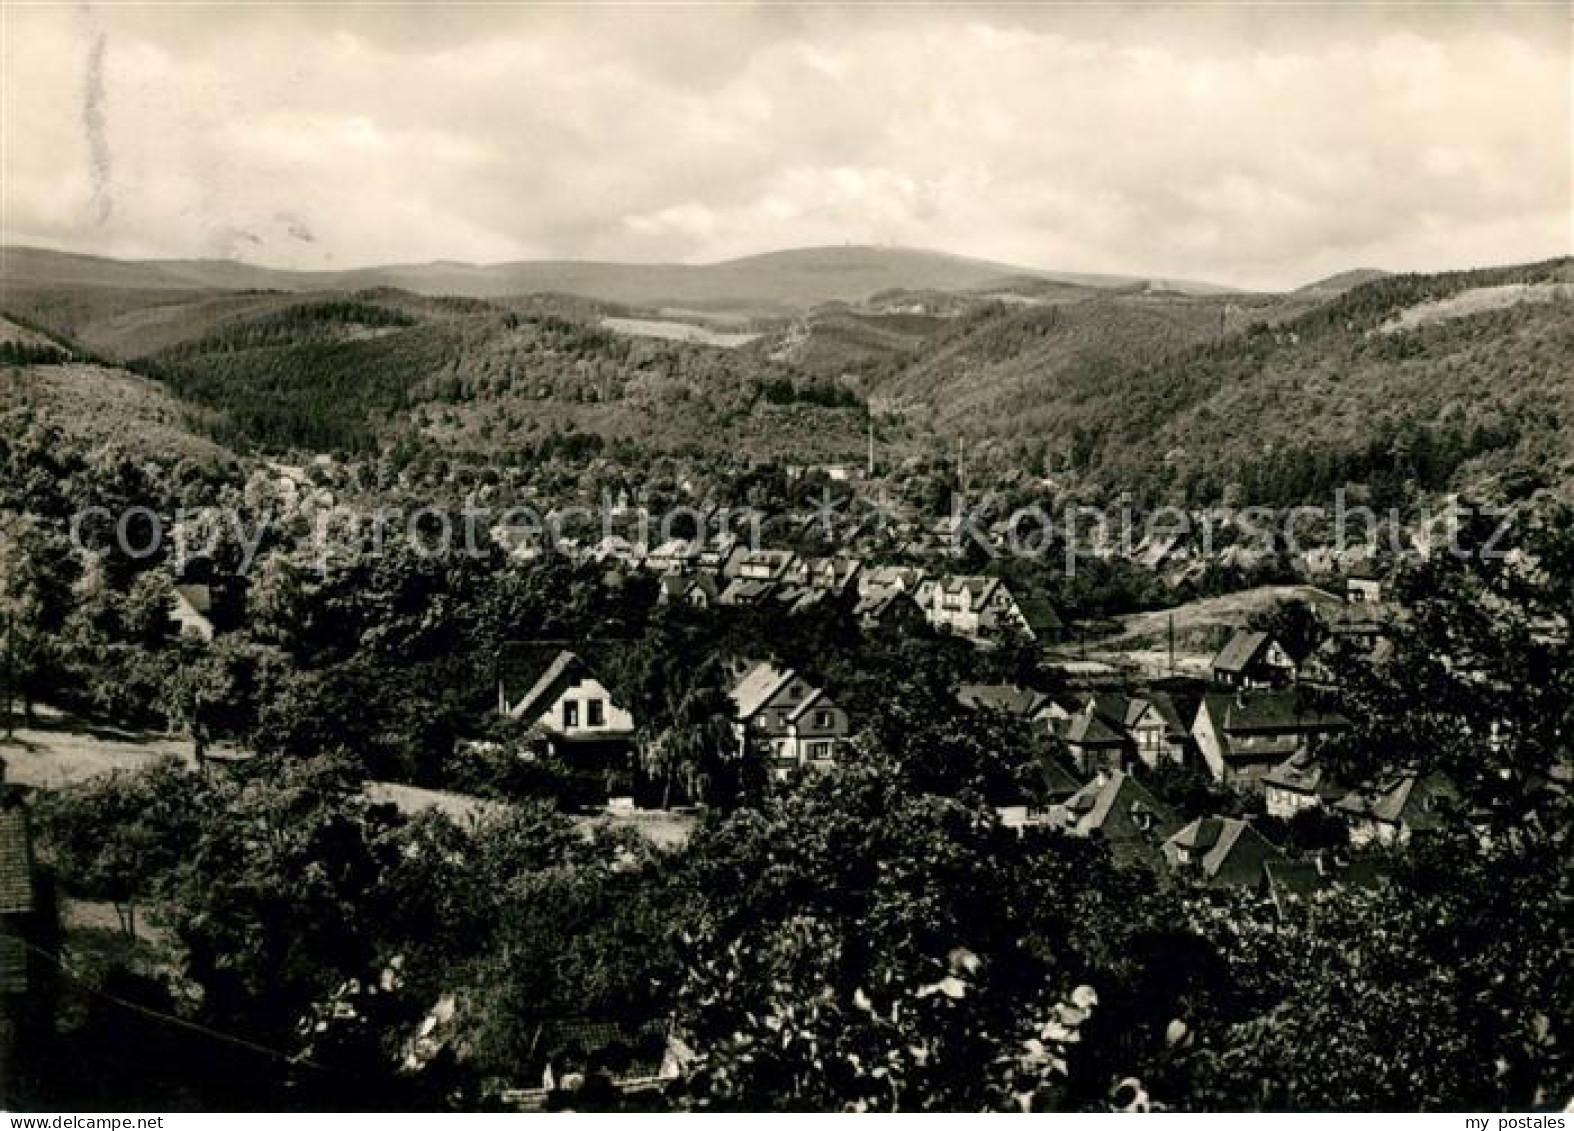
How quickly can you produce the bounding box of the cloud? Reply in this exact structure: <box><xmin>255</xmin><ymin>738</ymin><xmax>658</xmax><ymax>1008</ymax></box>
<box><xmin>1</xmin><ymin>2</ymin><xmax>1567</xmax><ymax>288</ymax></box>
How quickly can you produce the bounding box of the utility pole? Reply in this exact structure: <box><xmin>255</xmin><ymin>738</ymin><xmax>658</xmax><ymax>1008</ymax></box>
<box><xmin>867</xmin><ymin>418</ymin><xmax>875</xmax><ymax>478</ymax></box>
<box><xmin>1168</xmin><ymin>612</ymin><xmax>1176</xmax><ymax>677</ymax></box>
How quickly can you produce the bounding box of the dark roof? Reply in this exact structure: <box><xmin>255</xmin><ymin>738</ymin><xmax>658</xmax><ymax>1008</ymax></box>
<box><xmin>1263</xmin><ymin>858</ymin><xmax>1326</xmax><ymax>900</ymax></box>
<box><xmin>1089</xmin><ymin>692</ymin><xmax>1140</xmax><ymax>730</ymax></box>
<box><xmin>939</xmin><ymin>575</ymin><xmax>999</xmax><ymax>600</ymax></box>
<box><xmin>1061</xmin><ymin>770</ymin><xmax>1177</xmax><ymax>836</ymax></box>
<box><xmin>501</xmin><ymin>649</ymin><xmax>587</xmax><ymax>719</ymax></box>
<box><xmin>0</xmin><ymin>806</ymin><xmax>35</xmax><ymax>915</ymax></box>
<box><xmin>956</xmin><ymin>683</ymin><xmax>1049</xmax><ymax>717</ymax></box>
<box><xmin>1016</xmin><ymin>596</ymin><xmax>1063</xmax><ymax>634</ymax></box>
<box><xmin>855</xmin><ymin>590</ymin><xmax>918</xmax><ymax>619</ymax></box>
<box><xmin>719</xmin><ymin>577</ymin><xmax>778</xmax><ymax>605</ymax></box>
<box><xmin>1203</xmin><ymin>690</ymin><xmax>1350</xmax><ymax>735</ymax></box>
<box><xmin>1065</xmin><ymin>709</ymin><xmax>1130</xmax><ymax>748</ymax></box>
<box><xmin>729</xmin><ymin>662</ymin><xmax>798</xmax><ymax>720</ymax></box>
<box><xmin>1145</xmin><ymin>692</ymin><xmax>1191</xmax><ymax>738</ymax></box>
<box><xmin>660</xmin><ymin>574</ymin><xmax>717</xmax><ymax>601</ymax></box>
<box><xmin>1163</xmin><ymin>817</ymin><xmax>1285</xmax><ymax>886</ymax></box>
<box><xmin>173</xmin><ymin>582</ymin><xmax>213</xmax><ymax>616</ymax></box>
<box><xmin>1265</xmin><ymin>855</ymin><xmax>1389</xmax><ymax>903</ymax></box>
<box><xmin>786</xmin><ymin>686</ymin><xmax>839</xmax><ymax>724</ymax></box>
<box><xmin>1262</xmin><ymin>751</ymin><xmax>1343</xmax><ymax>799</ymax></box>
<box><xmin>1212</xmin><ymin>630</ymin><xmax>1273</xmax><ymax>674</ymax></box>
<box><xmin>1035</xmin><ymin>752</ymin><xmax>1084</xmax><ymax>801</ymax></box>
<box><xmin>1335</xmin><ymin>770</ymin><xmax>1458</xmax><ymax>829</ymax></box>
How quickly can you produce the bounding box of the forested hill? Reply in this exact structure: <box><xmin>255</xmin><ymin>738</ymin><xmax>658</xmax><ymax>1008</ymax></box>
<box><xmin>3</xmin><ymin>249</ymin><xmax>1571</xmax><ymax>503</ymax></box>
<box><xmin>872</xmin><ymin>257</ymin><xmax>1571</xmax><ymax>505</ymax></box>
<box><xmin>1067</xmin><ymin>257</ymin><xmax>1574</xmax><ymax>503</ymax></box>
<box><xmin>2</xmin><ymin>286</ymin><xmax>875</xmax><ymax>460</ymax></box>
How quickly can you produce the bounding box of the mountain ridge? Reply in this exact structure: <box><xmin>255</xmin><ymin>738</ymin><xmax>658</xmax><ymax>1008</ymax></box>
<box><xmin>1</xmin><ymin>243</ymin><xmax>1237</xmax><ymax>312</ymax></box>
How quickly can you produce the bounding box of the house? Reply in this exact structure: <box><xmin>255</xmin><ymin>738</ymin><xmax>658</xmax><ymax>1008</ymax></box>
<box><xmin>586</xmin><ymin>536</ymin><xmax>643</xmax><ymax>567</ymax></box>
<box><xmin>727</xmin><ymin>549</ymin><xmax>800</xmax><ymax>583</ymax></box>
<box><xmin>1191</xmin><ymin>690</ymin><xmax>1350</xmax><ymax>785</ymax></box>
<box><xmin>717</xmin><ymin>577</ymin><xmax>779</xmax><ymax>607</ymax></box>
<box><xmin>854</xmin><ymin>588</ymin><xmax>926</xmax><ymax>632</ymax></box>
<box><xmin>772</xmin><ymin>585</ymin><xmax>829</xmax><ymax>616</ymax></box>
<box><xmin>498</xmin><ymin>650</ymin><xmax>636</xmax><ymax>762</ymax></box>
<box><xmin>0</xmin><ymin>794</ymin><xmax>37</xmax><ymax>997</ymax></box>
<box><xmin>803</xmin><ymin>556</ymin><xmax>862</xmax><ymax>595</ymax></box>
<box><xmin>1162</xmin><ymin>817</ymin><xmax>1287</xmax><ymax>889</ymax></box>
<box><xmin>645</xmin><ymin>538</ymin><xmax>702</xmax><ymax>575</ymax></box>
<box><xmin>1346</xmin><ymin>574</ymin><xmax>1384</xmax><ymax>604</ymax></box>
<box><xmin>170</xmin><ymin>584</ymin><xmax>216</xmax><ymax>641</ymax></box>
<box><xmin>0</xmin><ymin>774</ymin><xmax>55</xmax><ymax>1103</ymax></box>
<box><xmin>697</xmin><ymin>533</ymin><xmax>742</xmax><ymax>572</ymax></box>
<box><xmin>1262</xmin><ymin>751</ymin><xmax>1344</xmax><ymax>819</ymax></box>
<box><xmin>857</xmin><ymin>565</ymin><xmax>926</xmax><ymax>598</ymax></box>
<box><xmin>1210</xmin><ymin>630</ymin><xmax>1298</xmax><ymax>688</ymax></box>
<box><xmin>1263</xmin><ymin>854</ymin><xmax>1387</xmax><ymax>916</ymax></box>
<box><xmin>1034</xmin><ymin>751</ymin><xmax>1085</xmax><ymax>806</ymax></box>
<box><xmin>1165</xmin><ymin>560</ymin><xmax>1210</xmax><ymax>596</ymax></box>
<box><xmin>491</xmin><ymin>523</ymin><xmax>548</xmax><ymax>562</ymax></box>
<box><xmin>1061</xmin><ymin>706</ymin><xmax>1135</xmax><ymax>776</ymax></box>
<box><xmin>727</xmin><ymin>662</ymin><xmax>849</xmax><ymax>777</ymax></box>
<box><xmin>1050</xmin><ymin>770</ymin><xmax>1180</xmax><ymax>865</ymax></box>
<box><xmin>999</xmin><ymin>749</ymin><xmax>1087</xmax><ymax>831</ymax></box>
<box><xmin>922</xmin><ymin>576</ymin><xmax>1039</xmax><ymax>640</ymax></box>
<box><xmin>1016</xmin><ymin>596</ymin><xmax>1065</xmax><ymax>643</ymax></box>
<box><xmin>1082</xmin><ymin>691</ymin><xmax>1189</xmax><ymax>770</ymax></box>
<box><xmin>956</xmin><ymin>683</ymin><xmax>1053</xmax><ymax>724</ymax></box>
<box><xmin>1334</xmin><ymin>770</ymin><xmax>1459</xmax><ymax>847</ymax></box>
<box><xmin>657</xmin><ymin>574</ymin><xmax>717</xmax><ymax>609</ymax></box>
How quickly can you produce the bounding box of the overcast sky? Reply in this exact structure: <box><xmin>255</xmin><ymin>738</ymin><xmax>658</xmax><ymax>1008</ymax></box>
<box><xmin>2</xmin><ymin>2</ymin><xmax>1569</xmax><ymax>289</ymax></box>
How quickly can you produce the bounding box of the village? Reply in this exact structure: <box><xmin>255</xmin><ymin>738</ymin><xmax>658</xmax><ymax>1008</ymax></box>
<box><xmin>5</xmin><ymin>408</ymin><xmax>1567</xmax><ymax>1113</ymax></box>
<box><xmin>37</xmin><ymin>452</ymin><xmax>1483</xmax><ymax>874</ymax></box>
<box><xmin>2</xmin><ymin>0</ymin><xmax>1569</xmax><ymax>1107</ymax></box>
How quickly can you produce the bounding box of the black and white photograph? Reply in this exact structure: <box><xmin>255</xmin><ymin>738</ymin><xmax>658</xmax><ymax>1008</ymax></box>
<box><xmin>0</xmin><ymin>0</ymin><xmax>1570</xmax><ymax>1116</ymax></box>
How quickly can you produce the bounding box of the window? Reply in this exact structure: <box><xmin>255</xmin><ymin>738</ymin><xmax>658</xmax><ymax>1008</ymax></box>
<box><xmin>562</xmin><ymin>700</ymin><xmax>579</xmax><ymax>728</ymax></box>
<box><xmin>814</xmin><ymin>709</ymin><xmax>832</xmax><ymax>729</ymax></box>
<box><xmin>809</xmin><ymin>741</ymin><xmax>832</xmax><ymax>761</ymax></box>
<box><xmin>587</xmin><ymin>698</ymin><xmax>605</xmax><ymax>727</ymax></box>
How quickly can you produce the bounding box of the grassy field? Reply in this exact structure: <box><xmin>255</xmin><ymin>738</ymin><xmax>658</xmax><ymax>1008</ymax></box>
<box><xmin>601</xmin><ymin>316</ymin><xmax>761</xmax><ymax>348</ymax></box>
<box><xmin>1064</xmin><ymin>583</ymin><xmax>1344</xmax><ymax>678</ymax></box>
<box><xmin>0</xmin><ymin>713</ymin><xmax>209</xmax><ymax>788</ymax></box>
<box><xmin>1101</xmin><ymin>584</ymin><xmax>1343</xmax><ymax>647</ymax></box>
<box><xmin>3</xmin><ymin>711</ymin><xmax>695</xmax><ymax>848</ymax></box>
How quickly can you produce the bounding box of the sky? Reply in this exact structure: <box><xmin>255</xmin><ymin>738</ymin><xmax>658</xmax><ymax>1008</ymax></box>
<box><xmin>2</xmin><ymin>2</ymin><xmax>1569</xmax><ymax>290</ymax></box>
